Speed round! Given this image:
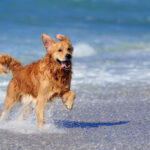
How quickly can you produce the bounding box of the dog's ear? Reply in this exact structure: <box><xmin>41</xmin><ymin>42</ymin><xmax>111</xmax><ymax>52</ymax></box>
<box><xmin>41</xmin><ymin>33</ymin><xmax>55</xmax><ymax>52</ymax></box>
<box><xmin>55</xmin><ymin>34</ymin><xmax>70</xmax><ymax>43</ymax></box>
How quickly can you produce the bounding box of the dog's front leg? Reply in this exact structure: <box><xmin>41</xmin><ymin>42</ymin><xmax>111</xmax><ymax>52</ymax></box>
<box><xmin>36</xmin><ymin>95</ymin><xmax>47</xmax><ymax>128</ymax></box>
<box><xmin>62</xmin><ymin>91</ymin><xmax>75</xmax><ymax>109</ymax></box>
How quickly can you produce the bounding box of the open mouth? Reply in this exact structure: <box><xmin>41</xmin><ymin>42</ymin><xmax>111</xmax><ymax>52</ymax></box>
<box><xmin>57</xmin><ymin>59</ymin><xmax>71</xmax><ymax>70</ymax></box>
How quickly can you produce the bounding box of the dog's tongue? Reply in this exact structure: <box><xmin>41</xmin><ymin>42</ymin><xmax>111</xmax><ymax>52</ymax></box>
<box><xmin>61</xmin><ymin>61</ymin><xmax>67</xmax><ymax>68</ymax></box>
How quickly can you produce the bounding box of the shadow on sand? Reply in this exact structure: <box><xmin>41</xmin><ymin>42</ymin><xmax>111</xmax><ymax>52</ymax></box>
<box><xmin>54</xmin><ymin>120</ymin><xmax>129</xmax><ymax>128</ymax></box>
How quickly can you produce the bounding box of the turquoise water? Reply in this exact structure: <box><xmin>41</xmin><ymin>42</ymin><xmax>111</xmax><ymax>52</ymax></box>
<box><xmin>0</xmin><ymin>0</ymin><xmax>150</xmax><ymax>88</ymax></box>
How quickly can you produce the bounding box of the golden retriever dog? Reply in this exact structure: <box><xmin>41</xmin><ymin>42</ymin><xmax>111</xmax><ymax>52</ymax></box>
<box><xmin>0</xmin><ymin>33</ymin><xmax>75</xmax><ymax>127</ymax></box>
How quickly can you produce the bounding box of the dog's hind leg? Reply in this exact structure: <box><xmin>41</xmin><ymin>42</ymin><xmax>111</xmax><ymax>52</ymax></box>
<box><xmin>0</xmin><ymin>80</ymin><xmax>20</xmax><ymax>120</ymax></box>
<box><xmin>0</xmin><ymin>96</ymin><xmax>18</xmax><ymax>120</ymax></box>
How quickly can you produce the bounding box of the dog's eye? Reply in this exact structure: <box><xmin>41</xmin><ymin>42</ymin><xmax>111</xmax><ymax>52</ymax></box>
<box><xmin>68</xmin><ymin>48</ymin><xmax>71</xmax><ymax>51</ymax></box>
<box><xmin>58</xmin><ymin>49</ymin><xmax>62</xmax><ymax>52</ymax></box>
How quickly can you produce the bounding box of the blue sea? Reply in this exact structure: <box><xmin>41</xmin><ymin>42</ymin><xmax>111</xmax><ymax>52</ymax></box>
<box><xmin>0</xmin><ymin>0</ymin><xmax>150</xmax><ymax>135</ymax></box>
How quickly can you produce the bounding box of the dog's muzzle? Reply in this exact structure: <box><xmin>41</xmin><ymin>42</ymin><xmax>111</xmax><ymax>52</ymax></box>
<box><xmin>57</xmin><ymin>59</ymin><xmax>71</xmax><ymax>70</ymax></box>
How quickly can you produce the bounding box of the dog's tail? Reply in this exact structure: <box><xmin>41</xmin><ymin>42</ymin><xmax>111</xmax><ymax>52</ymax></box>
<box><xmin>0</xmin><ymin>54</ymin><xmax>22</xmax><ymax>74</ymax></box>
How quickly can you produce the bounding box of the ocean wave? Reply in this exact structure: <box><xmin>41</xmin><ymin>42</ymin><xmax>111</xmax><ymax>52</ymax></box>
<box><xmin>103</xmin><ymin>42</ymin><xmax>150</xmax><ymax>52</ymax></box>
<box><xmin>71</xmin><ymin>54</ymin><xmax>150</xmax><ymax>89</ymax></box>
<box><xmin>73</xmin><ymin>43</ymin><xmax>96</xmax><ymax>57</ymax></box>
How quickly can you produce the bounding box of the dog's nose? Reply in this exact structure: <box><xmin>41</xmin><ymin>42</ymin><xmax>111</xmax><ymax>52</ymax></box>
<box><xmin>66</xmin><ymin>54</ymin><xmax>72</xmax><ymax>59</ymax></box>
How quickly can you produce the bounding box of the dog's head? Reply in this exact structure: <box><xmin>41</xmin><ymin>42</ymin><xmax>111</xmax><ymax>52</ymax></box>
<box><xmin>42</xmin><ymin>33</ymin><xmax>73</xmax><ymax>70</ymax></box>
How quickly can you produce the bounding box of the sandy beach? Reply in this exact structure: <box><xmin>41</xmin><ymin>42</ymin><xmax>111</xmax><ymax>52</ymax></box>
<box><xmin>0</xmin><ymin>83</ymin><xmax>150</xmax><ymax>150</ymax></box>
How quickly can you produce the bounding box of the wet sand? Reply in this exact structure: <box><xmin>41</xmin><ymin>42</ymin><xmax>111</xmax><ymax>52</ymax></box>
<box><xmin>0</xmin><ymin>83</ymin><xmax>150</xmax><ymax>150</ymax></box>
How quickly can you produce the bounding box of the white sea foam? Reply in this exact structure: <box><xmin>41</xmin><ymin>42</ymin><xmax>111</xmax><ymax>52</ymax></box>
<box><xmin>0</xmin><ymin>81</ymin><xmax>9</xmax><ymax>87</ymax></box>
<box><xmin>0</xmin><ymin>98</ymin><xmax>65</xmax><ymax>134</ymax></box>
<box><xmin>0</xmin><ymin>120</ymin><xmax>65</xmax><ymax>134</ymax></box>
<box><xmin>73</xmin><ymin>43</ymin><xmax>96</xmax><ymax>57</ymax></box>
<box><xmin>72</xmin><ymin>56</ymin><xmax>150</xmax><ymax>88</ymax></box>
<box><xmin>0</xmin><ymin>118</ymin><xmax>65</xmax><ymax>135</ymax></box>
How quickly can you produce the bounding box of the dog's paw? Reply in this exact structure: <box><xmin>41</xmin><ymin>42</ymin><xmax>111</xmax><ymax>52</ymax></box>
<box><xmin>62</xmin><ymin>91</ymin><xmax>75</xmax><ymax>110</ymax></box>
<box><xmin>62</xmin><ymin>98</ymin><xmax>74</xmax><ymax>110</ymax></box>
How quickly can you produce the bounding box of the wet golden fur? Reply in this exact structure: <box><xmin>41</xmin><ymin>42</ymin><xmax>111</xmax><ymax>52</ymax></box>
<box><xmin>0</xmin><ymin>33</ymin><xmax>75</xmax><ymax>127</ymax></box>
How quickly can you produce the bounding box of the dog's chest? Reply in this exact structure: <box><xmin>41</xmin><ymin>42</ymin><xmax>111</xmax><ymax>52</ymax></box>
<box><xmin>40</xmin><ymin>75</ymin><xmax>69</xmax><ymax>96</ymax></box>
<box><xmin>40</xmin><ymin>69</ymin><xmax>71</xmax><ymax>97</ymax></box>
<box><xmin>49</xmin><ymin>80</ymin><xmax>70</xmax><ymax>96</ymax></box>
